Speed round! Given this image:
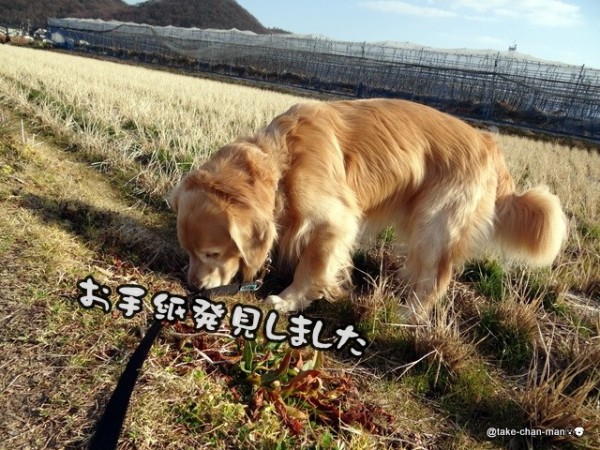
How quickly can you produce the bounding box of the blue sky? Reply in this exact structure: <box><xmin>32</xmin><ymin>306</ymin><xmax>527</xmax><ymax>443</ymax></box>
<box><xmin>124</xmin><ymin>0</ymin><xmax>600</xmax><ymax>69</ymax></box>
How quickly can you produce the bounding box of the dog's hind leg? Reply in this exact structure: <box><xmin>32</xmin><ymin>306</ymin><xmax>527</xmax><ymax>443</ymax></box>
<box><xmin>267</xmin><ymin>212</ymin><xmax>360</xmax><ymax>313</ymax></box>
<box><xmin>400</xmin><ymin>249</ymin><xmax>453</xmax><ymax>324</ymax></box>
<box><xmin>397</xmin><ymin>210</ymin><xmax>457</xmax><ymax>324</ymax></box>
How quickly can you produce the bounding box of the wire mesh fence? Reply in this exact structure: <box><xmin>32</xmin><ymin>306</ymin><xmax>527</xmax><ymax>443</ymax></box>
<box><xmin>48</xmin><ymin>18</ymin><xmax>600</xmax><ymax>141</ymax></box>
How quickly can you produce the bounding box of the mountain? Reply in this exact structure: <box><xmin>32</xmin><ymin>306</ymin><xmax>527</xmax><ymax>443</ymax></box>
<box><xmin>1</xmin><ymin>0</ymin><xmax>128</xmax><ymax>29</ymax></box>
<box><xmin>118</xmin><ymin>0</ymin><xmax>268</xmax><ymax>32</ymax></box>
<box><xmin>0</xmin><ymin>0</ymin><xmax>269</xmax><ymax>34</ymax></box>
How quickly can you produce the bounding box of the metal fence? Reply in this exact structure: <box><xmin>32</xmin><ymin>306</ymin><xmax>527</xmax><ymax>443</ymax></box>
<box><xmin>48</xmin><ymin>18</ymin><xmax>600</xmax><ymax>141</ymax></box>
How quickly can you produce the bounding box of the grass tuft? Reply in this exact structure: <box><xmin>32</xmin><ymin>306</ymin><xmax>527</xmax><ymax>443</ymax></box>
<box><xmin>519</xmin><ymin>345</ymin><xmax>600</xmax><ymax>448</ymax></box>
<box><xmin>460</xmin><ymin>260</ymin><xmax>506</xmax><ymax>301</ymax></box>
<box><xmin>476</xmin><ymin>301</ymin><xmax>538</xmax><ymax>372</ymax></box>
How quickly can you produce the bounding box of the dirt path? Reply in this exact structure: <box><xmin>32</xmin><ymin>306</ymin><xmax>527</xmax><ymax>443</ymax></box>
<box><xmin>0</xmin><ymin>112</ymin><xmax>187</xmax><ymax>448</ymax></box>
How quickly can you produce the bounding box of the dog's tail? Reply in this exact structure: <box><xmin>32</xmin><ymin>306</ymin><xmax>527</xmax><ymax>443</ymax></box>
<box><xmin>493</xmin><ymin>149</ymin><xmax>567</xmax><ymax>266</ymax></box>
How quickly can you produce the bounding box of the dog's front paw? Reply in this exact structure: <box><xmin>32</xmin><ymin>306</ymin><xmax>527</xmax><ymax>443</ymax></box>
<box><xmin>265</xmin><ymin>295</ymin><xmax>306</xmax><ymax>313</ymax></box>
<box><xmin>265</xmin><ymin>295</ymin><xmax>295</xmax><ymax>313</ymax></box>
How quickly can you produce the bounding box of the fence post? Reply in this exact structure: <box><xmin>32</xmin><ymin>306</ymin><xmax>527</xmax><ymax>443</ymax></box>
<box><xmin>355</xmin><ymin>42</ymin><xmax>366</xmax><ymax>97</ymax></box>
<box><xmin>562</xmin><ymin>64</ymin><xmax>585</xmax><ymax>133</ymax></box>
<box><xmin>485</xmin><ymin>53</ymin><xmax>499</xmax><ymax>121</ymax></box>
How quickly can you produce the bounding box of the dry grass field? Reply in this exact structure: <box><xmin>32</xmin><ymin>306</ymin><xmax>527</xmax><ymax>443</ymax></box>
<box><xmin>1</xmin><ymin>45</ymin><xmax>599</xmax><ymax>449</ymax></box>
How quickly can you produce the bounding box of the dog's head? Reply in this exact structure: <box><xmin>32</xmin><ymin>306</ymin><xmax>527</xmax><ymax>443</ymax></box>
<box><xmin>169</xmin><ymin>167</ymin><xmax>275</xmax><ymax>291</ymax></box>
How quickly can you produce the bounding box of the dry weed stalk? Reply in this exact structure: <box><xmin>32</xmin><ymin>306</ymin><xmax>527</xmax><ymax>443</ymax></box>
<box><xmin>520</xmin><ymin>329</ymin><xmax>600</xmax><ymax>445</ymax></box>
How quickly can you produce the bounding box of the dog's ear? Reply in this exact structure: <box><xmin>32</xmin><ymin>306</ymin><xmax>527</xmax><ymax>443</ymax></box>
<box><xmin>167</xmin><ymin>184</ymin><xmax>180</xmax><ymax>213</ymax></box>
<box><xmin>229</xmin><ymin>212</ymin><xmax>275</xmax><ymax>280</ymax></box>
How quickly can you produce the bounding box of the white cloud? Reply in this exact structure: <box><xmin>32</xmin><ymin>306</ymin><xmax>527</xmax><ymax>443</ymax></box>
<box><xmin>451</xmin><ymin>0</ymin><xmax>508</xmax><ymax>13</ymax></box>
<box><xmin>360</xmin><ymin>1</ymin><xmax>458</xmax><ymax>18</ymax></box>
<box><xmin>452</xmin><ymin>0</ymin><xmax>582</xmax><ymax>27</ymax></box>
<box><xmin>360</xmin><ymin>0</ymin><xmax>583</xmax><ymax>27</ymax></box>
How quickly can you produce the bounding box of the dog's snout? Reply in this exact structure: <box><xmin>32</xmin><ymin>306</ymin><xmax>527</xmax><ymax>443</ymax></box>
<box><xmin>180</xmin><ymin>264</ymin><xmax>202</xmax><ymax>292</ymax></box>
<box><xmin>186</xmin><ymin>265</ymin><xmax>225</xmax><ymax>291</ymax></box>
<box><xmin>186</xmin><ymin>269</ymin><xmax>203</xmax><ymax>291</ymax></box>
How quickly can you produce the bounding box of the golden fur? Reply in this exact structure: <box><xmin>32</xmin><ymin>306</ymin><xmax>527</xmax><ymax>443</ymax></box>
<box><xmin>169</xmin><ymin>99</ymin><xmax>567</xmax><ymax>322</ymax></box>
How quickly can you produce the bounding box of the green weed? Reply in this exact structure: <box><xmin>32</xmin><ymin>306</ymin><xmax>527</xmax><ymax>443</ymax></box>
<box><xmin>460</xmin><ymin>260</ymin><xmax>506</xmax><ymax>301</ymax></box>
<box><xmin>477</xmin><ymin>307</ymin><xmax>534</xmax><ymax>371</ymax></box>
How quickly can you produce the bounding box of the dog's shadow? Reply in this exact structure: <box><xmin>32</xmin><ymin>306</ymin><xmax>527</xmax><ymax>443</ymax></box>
<box><xmin>19</xmin><ymin>190</ymin><xmax>412</xmax><ymax>355</ymax></box>
<box><xmin>18</xmin><ymin>193</ymin><xmax>187</xmax><ymax>279</ymax></box>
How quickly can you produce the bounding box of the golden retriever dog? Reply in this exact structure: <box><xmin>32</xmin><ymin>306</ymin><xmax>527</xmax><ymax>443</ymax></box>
<box><xmin>169</xmin><ymin>99</ymin><xmax>567</xmax><ymax>322</ymax></box>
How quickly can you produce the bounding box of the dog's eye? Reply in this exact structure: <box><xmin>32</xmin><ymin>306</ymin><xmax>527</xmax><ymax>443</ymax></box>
<box><xmin>205</xmin><ymin>252</ymin><xmax>220</xmax><ymax>259</ymax></box>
